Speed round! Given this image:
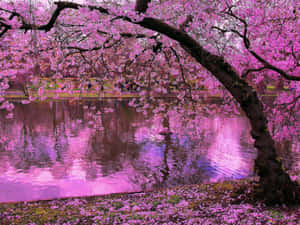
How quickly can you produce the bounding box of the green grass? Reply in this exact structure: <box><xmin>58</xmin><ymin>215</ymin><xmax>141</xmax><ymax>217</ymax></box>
<box><xmin>165</xmin><ymin>195</ymin><xmax>181</xmax><ymax>205</ymax></box>
<box><xmin>112</xmin><ymin>201</ymin><xmax>124</xmax><ymax>210</ymax></box>
<box><xmin>2</xmin><ymin>78</ymin><xmax>292</xmax><ymax>101</ymax></box>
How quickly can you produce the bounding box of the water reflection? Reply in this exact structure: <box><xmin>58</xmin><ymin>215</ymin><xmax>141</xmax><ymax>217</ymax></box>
<box><xmin>0</xmin><ymin>101</ymin><xmax>298</xmax><ymax>202</ymax></box>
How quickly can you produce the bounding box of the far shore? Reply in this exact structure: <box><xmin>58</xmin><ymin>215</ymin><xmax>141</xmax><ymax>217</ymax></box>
<box><xmin>1</xmin><ymin>87</ymin><xmax>281</xmax><ymax>102</ymax></box>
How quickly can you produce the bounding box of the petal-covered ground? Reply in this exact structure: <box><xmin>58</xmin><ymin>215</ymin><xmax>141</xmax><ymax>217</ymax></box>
<box><xmin>0</xmin><ymin>179</ymin><xmax>299</xmax><ymax>224</ymax></box>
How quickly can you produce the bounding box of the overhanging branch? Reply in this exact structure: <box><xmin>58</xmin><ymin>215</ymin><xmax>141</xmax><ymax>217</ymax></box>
<box><xmin>2</xmin><ymin>1</ymin><xmax>299</xmax><ymax>83</ymax></box>
<box><xmin>218</xmin><ymin>9</ymin><xmax>300</xmax><ymax>81</ymax></box>
<box><xmin>135</xmin><ymin>0</ymin><xmax>151</xmax><ymax>13</ymax></box>
<box><xmin>242</xmin><ymin>67</ymin><xmax>267</xmax><ymax>78</ymax></box>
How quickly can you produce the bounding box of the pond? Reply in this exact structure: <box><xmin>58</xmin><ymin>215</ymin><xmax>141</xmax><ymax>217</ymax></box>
<box><xmin>0</xmin><ymin>100</ymin><xmax>299</xmax><ymax>202</ymax></box>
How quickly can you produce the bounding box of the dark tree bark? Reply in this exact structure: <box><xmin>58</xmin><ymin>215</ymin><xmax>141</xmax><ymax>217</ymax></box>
<box><xmin>135</xmin><ymin>0</ymin><xmax>151</xmax><ymax>13</ymax></box>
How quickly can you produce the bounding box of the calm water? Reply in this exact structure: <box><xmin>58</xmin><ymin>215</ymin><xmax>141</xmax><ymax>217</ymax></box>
<box><xmin>0</xmin><ymin>100</ymin><xmax>298</xmax><ymax>202</ymax></box>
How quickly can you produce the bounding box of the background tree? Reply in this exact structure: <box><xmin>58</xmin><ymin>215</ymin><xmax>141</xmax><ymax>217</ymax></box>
<box><xmin>0</xmin><ymin>0</ymin><xmax>299</xmax><ymax>204</ymax></box>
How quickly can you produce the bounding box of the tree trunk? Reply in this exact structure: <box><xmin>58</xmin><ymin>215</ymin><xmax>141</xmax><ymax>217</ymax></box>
<box><xmin>138</xmin><ymin>18</ymin><xmax>300</xmax><ymax>204</ymax></box>
<box><xmin>191</xmin><ymin>49</ymin><xmax>299</xmax><ymax>205</ymax></box>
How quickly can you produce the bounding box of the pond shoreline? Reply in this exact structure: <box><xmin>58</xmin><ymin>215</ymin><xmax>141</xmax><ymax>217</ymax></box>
<box><xmin>0</xmin><ymin>178</ymin><xmax>299</xmax><ymax>224</ymax></box>
<box><xmin>2</xmin><ymin>88</ymin><xmax>279</xmax><ymax>101</ymax></box>
<box><xmin>1</xmin><ymin>89</ymin><xmax>225</xmax><ymax>105</ymax></box>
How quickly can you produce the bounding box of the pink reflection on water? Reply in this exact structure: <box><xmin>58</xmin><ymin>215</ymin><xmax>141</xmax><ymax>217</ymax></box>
<box><xmin>0</xmin><ymin>121</ymin><xmax>141</xmax><ymax>202</ymax></box>
<box><xmin>135</xmin><ymin>112</ymin><xmax>256</xmax><ymax>184</ymax></box>
<box><xmin>0</xmin><ymin>160</ymin><xmax>140</xmax><ymax>203</ymax></box>
<box><xmin>66</xmin><ymin>128</ymin><xmax>91</xmax><ymax>159</ymax></box>
<box><xmin>206</xmin><ymin>117</ymin><xmax>254</xmax><ymax>182</ymax></box>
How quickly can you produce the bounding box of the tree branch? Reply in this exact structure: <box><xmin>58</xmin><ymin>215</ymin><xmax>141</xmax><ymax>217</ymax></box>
<box><xmin>242</xmin><ymin>67</ymin><xmax>267</xmax><ymax>78</ymax></box>
<box><xmin>179</xmin><ymin>15</ymin><xmax>193</xmax><ymax>31</ymax></box>
<box><xmin>170</xmin><ymin>46</ymin><xmax>194</xmax><ymax>103</ymax></box>
<box><xmin>221</xmin><ymin>10</ymin><xmax>300</xmax><ymax>81</ymax></box>
<box><xmin>0</xmin><ymin>24</ymin><xmax>10</xmax><ymax>37</ymax></box>
<box><xmin>249</xmin><ymin>49</ymin><xmax>300</xmax><ymax>81</ymax></box>
<box><xmin>2</xmin><ymin>1</ymin><xmax>299</xmax><ymax>82</ymax></box>
<box><xmin>135</xmin><ymin>0</ymin><xmax>151</xmax><ymax>13</ymax></box>
<box><xmin>291</xmin><ymin>45</ymin><xmax>300</xmax><ymax>66</ymax></box>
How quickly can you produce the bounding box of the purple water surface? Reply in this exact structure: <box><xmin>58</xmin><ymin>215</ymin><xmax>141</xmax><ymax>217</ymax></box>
<box><xmin>0</xmin><ymin>101</ymin><xmax>298</xmax><ymax>202</ymax></box>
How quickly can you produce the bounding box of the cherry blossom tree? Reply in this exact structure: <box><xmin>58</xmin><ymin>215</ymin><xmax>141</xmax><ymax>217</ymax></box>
<box><xmin>0</xmin><ymin>0</ymin><xmax>299</xmax><ymax>204</ymax></box>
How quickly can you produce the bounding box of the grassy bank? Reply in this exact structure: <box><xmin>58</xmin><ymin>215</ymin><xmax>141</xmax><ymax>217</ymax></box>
<box><xmin>0</xmin><ymin>179</ymin><xmax>299</xmax><ymax>224</ymax></box>
<box><xmin>2</xmin><ymin>89</ymin><xmax>281</xmax><ymax>102</ymax></box>
<box><xmin>2</xmin><ymin>89</ymin><xmax>212</xmax><ymax>99</ymax></box>
<box><xmin>3</xmin><ymin>80</ymin><xmax>288</xmax><ymax>100</ymax></box>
